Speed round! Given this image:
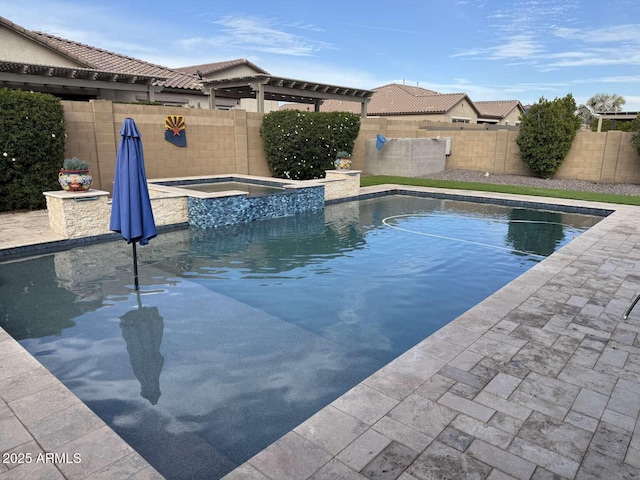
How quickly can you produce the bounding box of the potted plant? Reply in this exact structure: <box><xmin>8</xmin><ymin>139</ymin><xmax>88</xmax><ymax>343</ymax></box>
<box><xmin>334</xmin><ymin>150</ymin><xmax>352</xmax><ymax>170</ymax></box>
<box><xmin>59</xmin><ymin>157</ymin><xmax>93</xmax><ymax>191</ymax></box>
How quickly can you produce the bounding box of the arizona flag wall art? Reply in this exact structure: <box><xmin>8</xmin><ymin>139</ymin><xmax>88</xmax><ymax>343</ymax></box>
<box><xmin>164</xmin><ymin>115</ymin><xmax>186</xmax><ymax>147</ymax></box>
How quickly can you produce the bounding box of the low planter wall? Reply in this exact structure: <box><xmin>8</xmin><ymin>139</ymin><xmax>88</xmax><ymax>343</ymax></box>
<box><xmin>43</xmin><ymin>190</ymin><xmax>187</xmax><ymax>239</ymax></box>
<box><xmin>43</xmin><ymin>171</ymin><xmax>361</xmax><ymax>238</ymax></box>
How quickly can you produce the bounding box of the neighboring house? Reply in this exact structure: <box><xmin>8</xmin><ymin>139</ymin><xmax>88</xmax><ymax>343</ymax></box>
<box><xmin>285</xmin><ymin>83</ymin><xmax>480</xmax><ymax>123</ymax></box>
<box><xmin>0</xmin><ymin>16</ymin><xmax>205</xmax><ymax>107</ymax></box>
<box><xmin>283</xmin><ymin>83</ymin><xmax>523</xmax><ymax>126</ymax></box>
<box><xmin>474</xmin><ymin>100</ymin><xmax>524</xmax><ymax>126</ymax></box>
<box><xmin>176</xmin><ymin>59</ymin><xmax>280</xmax><ymax>112</ymax></box>
<box><xmin>0</xmin><ymin>17</ymin><xmax>373</xmax><ymax>114</ymax></box>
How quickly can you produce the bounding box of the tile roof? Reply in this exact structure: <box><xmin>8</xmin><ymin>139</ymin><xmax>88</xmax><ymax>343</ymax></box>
<box><xmin>384</xmin><ymin>83</ymin><xmax>439</xmax><ymax>96</ymax></box>
<box><xmin>176</xmin><ymin>59</ymin><xmax>269</xmax><ymax>77</ymax></box>
<box><xmin>316</xmin><ymin>83</ymin><xmax>472</xmax><ymax>116</ymax></box>
<box><xmin>475</xmin><ymin>100</ymin><xmax>523</xmax><ymax>119</ymax></box>
<box><xmin>32</xmin><ymin>33</ymin><xmax>200</xmax><ymax>90</ymax></box>
<box><xmin>0</xmin><ymin>16</ymin><xmax>201</xmax><ymax>91</ymax></box>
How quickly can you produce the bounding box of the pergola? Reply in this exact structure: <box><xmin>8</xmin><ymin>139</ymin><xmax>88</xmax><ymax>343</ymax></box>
<box><xmin>201</xmin><ymin>74</ymin><xmax>374</xmax><ymax>117</ymax></box>
<box><xmin>596</xmin><ymin>111</ymin><xmax>639</xmax><ymax>132</ymax></box>
<box><xmin>0</xmin><ymin>61</ymin><xmax>163</xmax><ymax>100</ymax></box>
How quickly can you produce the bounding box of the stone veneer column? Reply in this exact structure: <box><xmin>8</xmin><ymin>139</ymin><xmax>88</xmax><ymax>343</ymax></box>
<box><xmin>323</xmin><ymin>170</ymin><xmax>361</xmax><ymax>200</ymax></box>
<box><xmin>44</xmin><ymin>189</ymin><xmax>188</xmax><ymax>239</ymax></box>
<box><xmin>43</xmin><ymin>190</ymin><xmax>111</xmax><ymax>238</ymax></box>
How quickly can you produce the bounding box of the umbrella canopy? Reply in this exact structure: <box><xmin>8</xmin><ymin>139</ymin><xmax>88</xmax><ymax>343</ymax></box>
<box><xmin>110</xmin><ymin>118</ymin><xmax>157</xmax><ymax>290</ymax></box>
<box><xmin>110</xmin><ymin>117</ymin><xmax>157</xmax><ymax>245</ymax></box>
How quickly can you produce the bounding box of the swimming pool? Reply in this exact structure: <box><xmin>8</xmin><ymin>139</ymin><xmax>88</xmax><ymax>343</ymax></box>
<box><xmin>0</xmin><ymin>194</ymin><xmax>603</xmax><ymax>479</ymax></box>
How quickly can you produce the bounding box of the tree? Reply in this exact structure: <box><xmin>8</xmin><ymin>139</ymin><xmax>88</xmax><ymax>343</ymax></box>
<box><xmin>576</xmin><ymin>104</ymin><xmax>595</xmax><ymax>126</ymax></box>
<box><xmin>516</xmin><ymin>94</ymin><xmax>582</xmax><ymax>179</ymax></box>
<box><xmin>586</xmin><ymin>93</ymin><xmax>626</xmax><ymax>113</ymax></box>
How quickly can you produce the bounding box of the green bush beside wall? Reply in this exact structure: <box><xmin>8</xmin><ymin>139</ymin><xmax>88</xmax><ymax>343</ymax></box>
<box><xmin>261</xmin><ymin>110</ymin><xmax>360</xmax><ymax>180</ymax></box>
<box><xmin>0</xmin><ymin>88</ymin><xmax>65</xmax><ymax>211</ymax></box>
<box><xmin>517</xmin><ymin>94</ymin><xmax>581</xmax><ymax>179</ymax></box>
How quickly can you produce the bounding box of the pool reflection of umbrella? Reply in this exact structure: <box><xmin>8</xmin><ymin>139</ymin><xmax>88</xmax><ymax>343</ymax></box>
<box><xmin>120</xmin><ymin>294</ymin><xmax>164</xmax><ymax>405</ymax></box>
<box><xmin>110</xmin><ymin>117</ymin><xmax>157</xmax><ymax>291</ymax></box>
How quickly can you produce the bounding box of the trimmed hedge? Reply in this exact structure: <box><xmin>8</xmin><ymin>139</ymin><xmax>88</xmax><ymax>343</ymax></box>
<box><xmin>0</xmin><ymin>88</ymin><xmax>65</xmax><ymax>211</ymax></box>
<box><xmin>261</xmin><ymin>110</ymin><xmax>360</xmax><ymax>180</ymax></box>
<box><xmin>517</xmin><ymin>94</ymin><xmax>581</xmax><ymax>179</ymax></box>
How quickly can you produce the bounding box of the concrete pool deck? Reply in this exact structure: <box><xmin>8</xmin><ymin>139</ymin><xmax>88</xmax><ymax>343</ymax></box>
<box><xmin>3</xmin><ymin>186</ymin><xmax>640</xmax><ymax>479</ymax></box>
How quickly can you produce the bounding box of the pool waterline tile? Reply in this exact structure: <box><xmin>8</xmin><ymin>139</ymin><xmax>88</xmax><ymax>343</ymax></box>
<box><xmin>2</xmin><ymin>186</ymin><xmax>640</xmax><ymax>480</ymax></box>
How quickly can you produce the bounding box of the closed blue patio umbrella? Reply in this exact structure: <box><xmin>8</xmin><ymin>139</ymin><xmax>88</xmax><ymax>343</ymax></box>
<box><xmin>110</xmin><ymin>117</ymin><xmax>157</xmax><ymax>291</ymax></box>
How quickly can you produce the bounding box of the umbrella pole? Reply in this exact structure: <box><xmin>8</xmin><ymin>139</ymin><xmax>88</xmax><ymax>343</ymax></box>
<box><xmin>132</xmin><ymin>242</ymin><xmax>139</xmax><ymax>291</ymax></box>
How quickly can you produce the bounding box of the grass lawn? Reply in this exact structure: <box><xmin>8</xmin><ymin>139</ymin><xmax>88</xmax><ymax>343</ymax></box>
<box><xmin>361</xmin><ymin>175</ymin><xmax>640</xmax><ymax>206</ymax></box>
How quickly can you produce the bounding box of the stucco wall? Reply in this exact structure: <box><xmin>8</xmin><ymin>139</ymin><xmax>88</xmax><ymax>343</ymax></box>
<box><xmin>0</xmin><ymin>25</ymin><xmax>83</xmax><ymax>66</ymax></box>
<box><xmin>61</xmin><ymin>100</ymin><xmax>639</xmax><ymax>190</ymax></box>
<box><xmin>502</xmin><ymin>108</ymin><xmax>522</xmax><ymax>126</ymax></box>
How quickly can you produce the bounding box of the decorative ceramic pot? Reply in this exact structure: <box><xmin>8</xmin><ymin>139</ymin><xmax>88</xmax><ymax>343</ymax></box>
<box><xmin>59</xmin><ymin>169</ymin><xmax>93</xmax><ymax>192</ymax></box>
<box><xmin>334</xmin><ymin>158</ymin><xmax>352</xmax><ymax>170</ymax></box>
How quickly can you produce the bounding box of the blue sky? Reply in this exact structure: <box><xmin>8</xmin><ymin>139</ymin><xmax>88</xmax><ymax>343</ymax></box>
<box><xmin>2</xmin><ymin>0</ymin><xmax>639</xmax><ymax>109</ymax></box>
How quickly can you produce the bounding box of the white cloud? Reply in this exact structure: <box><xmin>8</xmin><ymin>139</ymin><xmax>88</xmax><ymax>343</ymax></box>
<box><xmin>179</xmin><ymin>16</ymin><xmax>332</xmax><ymax>57</ymax></box>
<box><xmin>489</xmin><ymin>35</ymin><xmax>542</xmax><ymax>59</ymax></box>
<box><xmin>339</xmin><ymin>22</ymin><xmax>424</xmax><ymax>35</ymax></box>
<box><xmin>488</xmin><ymin>0</ymin><xmax>580</xmax><ymax>35</ymax></box>
<box><xmin>595</xmin><ymin>75</ymin><xmax>640</xmax><ymax>84</ymax></box>
<box><xmin>544</xmin><ymin>47</ymin><xmax>640</xmax><ymax>68</ymax></box>
<box><xmin>553</xmin><ymin>24</ymin><xmax>640</xmax><ymax>43</ymax></box>
<box><xmin>452</xmin><ymin>35</ymin><xmax>541</xmax><ymax>60</ymax></box>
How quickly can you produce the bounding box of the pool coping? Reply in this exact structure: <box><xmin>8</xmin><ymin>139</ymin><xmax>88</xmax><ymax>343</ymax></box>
<box><xmin>147</xmin><ymin>173</ymin><xmax>324</xmax><ymax>200</ymax></box>
<box><xmin>3</xmin><ymin>185</ymin><xmax>640</xmax><ymax>479</ymax></box>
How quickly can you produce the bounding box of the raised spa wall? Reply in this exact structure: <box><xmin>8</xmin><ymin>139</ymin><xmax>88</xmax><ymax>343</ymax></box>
<box><xmin>43</xmin><ymin>170</ymin><xmax>360</xmax><ymax>239</ymax></box>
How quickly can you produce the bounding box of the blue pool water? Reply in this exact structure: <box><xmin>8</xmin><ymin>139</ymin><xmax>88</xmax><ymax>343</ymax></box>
<box><xmin>0</xmin><ymin>195</ymin><xmax>603</xmax><ymax>479</ymax></box>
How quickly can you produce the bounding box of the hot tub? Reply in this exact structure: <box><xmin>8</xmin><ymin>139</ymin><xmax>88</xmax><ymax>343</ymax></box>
<box><xmin>148</xmin><ymin>175</ymin><xmax>324</xmax><ymax>228</ymax></box>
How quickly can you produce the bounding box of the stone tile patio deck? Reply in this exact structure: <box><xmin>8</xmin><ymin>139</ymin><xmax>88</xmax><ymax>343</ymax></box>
<box><xmin>3</xmin><ymin>186</ymin><xmax>640</xmax><ymax>480</ymax></box>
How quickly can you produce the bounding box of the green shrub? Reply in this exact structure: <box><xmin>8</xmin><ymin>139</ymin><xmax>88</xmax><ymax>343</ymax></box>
<box><xmin>261</xmin><ymin>110</ymin><xmax>360</xmax><ymax>180</ymax></box>
<box><xmin>516</xmin><ymin>94</ymin><xmax>581</xmax><ymax>178</ymax></box>
<box><xmin>0</xmin><ymin>88</ymin><xmax>65</xmax><ymax>211</ymax></box>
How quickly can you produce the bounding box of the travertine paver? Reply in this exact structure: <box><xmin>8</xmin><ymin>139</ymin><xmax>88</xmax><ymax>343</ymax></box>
<box><xmin>226</xmin><ymin>191</ymin><xmax>640</xmax><ymax>480</ymax></box>
<box><xmin>361</xmin><ymin>441</ymin><xmax>418</xmax><ymax>480</ymax></box>
<box><xmin>335</xmin><ymin>428</ymin><xmax>391</xmax><ymax>471</ymax></box>
<box><xmin>408</xmin><ymin>441</ymin><xmax>492</xmax><ymax>479</ymax></box>
<box><xmin>7</xmin><ymin>188</ymin><xmax>640</xmax><ymax>480</ymax></box>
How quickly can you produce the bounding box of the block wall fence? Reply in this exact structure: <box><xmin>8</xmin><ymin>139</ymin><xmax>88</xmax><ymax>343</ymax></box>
<box><xmin>62</xmin><ymin>100</ymin><xmax>640</xmax><ymax>192</ymax></box>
